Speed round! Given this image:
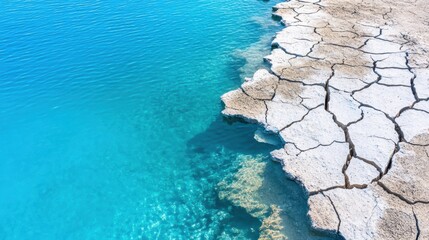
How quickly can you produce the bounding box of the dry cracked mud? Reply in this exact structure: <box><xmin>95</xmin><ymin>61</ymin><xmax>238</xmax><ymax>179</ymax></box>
<box><xmin>221</xmin><ymin>0</ymin><xmax>429</xmax><ymax>239</ymax></box>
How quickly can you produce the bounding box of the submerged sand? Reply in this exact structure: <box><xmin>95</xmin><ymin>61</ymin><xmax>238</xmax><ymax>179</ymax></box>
<box><xmin>221</xmin><ymin>0</ymin><xmax>429</xmax><ymax>239</ymax></box>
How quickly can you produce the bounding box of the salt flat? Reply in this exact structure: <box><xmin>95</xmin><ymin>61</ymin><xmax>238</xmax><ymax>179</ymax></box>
<box><xmin>222</xmin><ymin>0</ymin><xmax>429</xmax><ymax>238</ymax></box>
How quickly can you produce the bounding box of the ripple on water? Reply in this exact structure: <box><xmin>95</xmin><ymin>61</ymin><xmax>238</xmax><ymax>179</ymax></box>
<box><xmin>1</xmin><ymin>0</ymin><xmax>340</xmax><ymax>239</ymax></box>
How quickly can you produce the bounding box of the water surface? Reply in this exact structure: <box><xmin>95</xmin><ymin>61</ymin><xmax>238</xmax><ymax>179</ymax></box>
<box><xmin>0</xmin><ymin>0</ymin><xmax>339</xmax><ymax>239</ymax></box>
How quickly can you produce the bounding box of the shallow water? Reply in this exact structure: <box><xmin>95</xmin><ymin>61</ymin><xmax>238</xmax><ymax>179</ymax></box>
<box><xmin>1</xmin><ymin>1</ymin><xmax>339</xmax><ymax>239</ymax></box>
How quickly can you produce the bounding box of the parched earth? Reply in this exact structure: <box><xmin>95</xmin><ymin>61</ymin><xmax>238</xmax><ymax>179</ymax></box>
<box><xmin>221</xmin><ymin>0</ymin><xmax>429</xmax><ymax>239</ymax></box>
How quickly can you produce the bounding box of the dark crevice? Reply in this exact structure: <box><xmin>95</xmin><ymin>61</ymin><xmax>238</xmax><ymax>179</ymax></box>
<box><xmin>377</xmin><ymin>82</ymin><xmax>410</xmax><ymax>88</ymax></box>
<box><xmin>324</xmin><ymin>42</ymin><xmax>404</xmax><ymax>55</ymax></box>
<box><xmin>263</xmin><ymin>101</ymin><xmax>269</xmax><ymax>124</ymax></box>
<box><xmin>270</xmin><ymin>80</ymin><xmax>280</xmax><ymax>101</ymax></box>
<box><xmin>345</xmin><ymin>110</ymin><xmax>364</xmax><ymax>127</ymax></box>
<box><xmin>324</xmin><ymin>89</ymin><xmax>356</xmax><ymax>188</ymax></box>
<box><xmin>323</xmin><ymin>193</ymin><xmax>342</xmax><ymax>233</ymax></box>
<box><xmin>378</xmin><ymin>182</ymin><xmax>429</xmax><ymax>205</ymax></box>
<box><xmin>413</xmin><ymin>209</ymin><xmax>421</xmax><ymax>240</ymax></box>
<box><xmin>297</xmin><ymin>140</ymin><xmax>345</xmax><ymax>155</ymax></box>
<box><xmin>278</xmin><ymin>104</ymin><xmax>323</xmax><ymax>131</ymax></box>
<box><xmin>355</xmin><ymin>156</ymin><xmax>383</xmax><ymax>174</ymax></box>
<box><xmin>324</xmin><ymin>64</ymin><xmax>336</xmax><ymax>111</ymax></box>
<box><xmin>354</xmin><ymin>102</ymin><xmax>404</xmax><ymax>175</ymax></box>
<box><xmin>351</xmin><ymin>59</ymin><xmax>380</xmax><ymax>95</ymax></box>
<box><xmin>405</xmin><ymin>52</ymin><xmax>420</xmax><ymax>101</ymax></box>
<box><xmin>309</xmin><ymin>185</ymin><xmax>346</xmax><ymax>196</ymax></box>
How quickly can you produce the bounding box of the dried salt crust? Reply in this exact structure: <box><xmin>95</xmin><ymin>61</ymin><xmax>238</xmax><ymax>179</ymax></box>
<box><xmin>221</xmin><ymin>0</ymin><xmax>429</xmax><ymax>239</ymax></box>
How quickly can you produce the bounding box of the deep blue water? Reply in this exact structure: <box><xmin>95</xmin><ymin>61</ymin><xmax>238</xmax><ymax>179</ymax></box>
<box><xmin>0</xmin><ymin>1</ymin><xmax>339</xmax><ymax>239</ymax></box>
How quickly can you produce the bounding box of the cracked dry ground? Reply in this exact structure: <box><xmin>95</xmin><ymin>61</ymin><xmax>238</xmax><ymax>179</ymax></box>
<box><xmin>221</xmin><ymin>0</ymin><xmax>429</xmax><ymax>239</ymax></box>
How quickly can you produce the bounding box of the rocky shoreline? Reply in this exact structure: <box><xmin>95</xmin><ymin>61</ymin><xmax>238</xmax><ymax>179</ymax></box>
<box><xmin>221</xmin><ymin>0</ymin><xmax>429</xmax><ymax>239</ymax></box>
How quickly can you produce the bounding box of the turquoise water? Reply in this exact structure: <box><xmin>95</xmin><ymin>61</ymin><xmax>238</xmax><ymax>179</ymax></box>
<box><xmin>0</xmin><ymin>1</ymin><xmax>340</xmax><ymax>239</ymax></box>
